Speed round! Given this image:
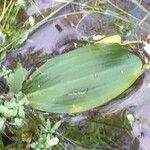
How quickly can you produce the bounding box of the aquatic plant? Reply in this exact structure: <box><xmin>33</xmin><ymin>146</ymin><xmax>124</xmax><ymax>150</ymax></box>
<box><xmin>22</xmin><ymin>44</ymin><xmax>144</xmax><ymax>113</ymax></box>
<box><xmin>0</xmin><ymin>0</ymin><xmax>149</xmax><ymax>149</ymax></box>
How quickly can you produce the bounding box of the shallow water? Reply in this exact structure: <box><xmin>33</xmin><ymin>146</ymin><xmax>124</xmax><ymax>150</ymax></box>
<box><xmin>2</xmin><ymin>0</ymin><xmax>150</xmax><ymax>149</ymax></box>
<box><xmin>99</xmin><ymin>71</ymin><xmax>150</xmax><ymax>149</ymax></box>
<box><xmin>2</xmin><ymin>1</ymin><xmax>102</xmax><ymax>70</ymax></box>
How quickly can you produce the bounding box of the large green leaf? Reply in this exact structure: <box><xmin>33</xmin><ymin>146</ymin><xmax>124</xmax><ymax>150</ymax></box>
<box><xmin>22</xmin><ymin>44</ymin><xmax>143</xmax><ymax>113</ymax></box>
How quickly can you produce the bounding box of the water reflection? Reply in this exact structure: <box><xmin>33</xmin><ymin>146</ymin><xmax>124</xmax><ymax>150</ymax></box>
<box><xmin>26</xmin><ymin>0</ymin><xmax>61</xmax><ymax>16</ymax></box>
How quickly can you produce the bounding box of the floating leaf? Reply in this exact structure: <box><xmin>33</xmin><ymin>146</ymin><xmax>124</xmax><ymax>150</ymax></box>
<box><xmin>95</xmin><ymin>35</ymin><xmax>121</xmax><ymax>44</ymax></box>
<box><xmin>22</xmin><ymin>44</ymin><xmax>143</xmax><ymax>113</ymax></box>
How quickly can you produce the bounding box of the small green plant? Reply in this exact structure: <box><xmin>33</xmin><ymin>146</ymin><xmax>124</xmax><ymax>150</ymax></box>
<box><xmin>31</xmin><ymin>116</ymin><xmax>61</xmax><ymax>150</ymax></box>
<box><xmin>0</xmin><ymin>64</ymin><xmax>62</xmax><ymax>148</ymax></box>
<box><xmin>0</xmin><ymin>92</ymin><xmax>27</xmax><ymax>131</ymax></box>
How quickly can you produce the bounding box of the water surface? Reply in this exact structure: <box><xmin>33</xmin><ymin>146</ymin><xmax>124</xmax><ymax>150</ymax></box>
<box><xmin>2</xmin><ymin>0</ymin><xmax>150</xmax><ymax>149</ymax></box>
